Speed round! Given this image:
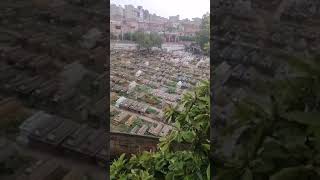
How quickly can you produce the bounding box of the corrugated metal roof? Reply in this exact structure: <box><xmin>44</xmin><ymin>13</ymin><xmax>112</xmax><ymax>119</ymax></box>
<box><xmin>19</xmin><ymin>111</ymin><xmax>52</xmax><ymax>133</ymax></box>
<box><xmin>59</xmin><ymin>61</ymin><xmax>88</xmax><ymax>89</ymax></box>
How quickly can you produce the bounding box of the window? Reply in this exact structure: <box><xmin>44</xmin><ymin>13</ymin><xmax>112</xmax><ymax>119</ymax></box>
<box><xmin>115</xmin><ymin>26</ymin><xmax>121</xmax><ymax>29</ymax></box>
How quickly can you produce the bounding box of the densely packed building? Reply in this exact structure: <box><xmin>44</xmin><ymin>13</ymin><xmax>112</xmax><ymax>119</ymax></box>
<box><xmin>110</xmin><ymin>4</ymin><xmax>202</xmax><ymax>42</ymax></box>
<box><xmin>0</xmin><ymin>0</ymin><xmax>111</xmax><ymax>179</ymax></box>
<box><xmin>110</xmin><ymin>48</ymin><xmax>210</xmax><ymax>137</ymax></box>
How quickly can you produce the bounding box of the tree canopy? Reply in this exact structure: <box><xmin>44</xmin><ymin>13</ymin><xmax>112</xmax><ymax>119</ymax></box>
<box><xmin>134</xmin><ymin>32</ymin><xmax>162</xmax><ymax>51</ymax></box>
<box><xmin>195</xmin><ymin>13</ymin><xmax>210</xmax><ymax>56</ymax></box>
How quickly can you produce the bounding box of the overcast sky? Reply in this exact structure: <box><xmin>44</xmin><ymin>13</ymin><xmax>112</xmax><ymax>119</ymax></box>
<box><xmin>110</xmin><ymin>0</ymin><xmax>210</xmax><ymax>19</ymax></box>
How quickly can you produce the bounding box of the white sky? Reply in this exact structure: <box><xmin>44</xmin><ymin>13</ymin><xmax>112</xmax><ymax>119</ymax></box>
<box><xmin>110</xmin><ymin>0</ymin><xmax>210</xmax><ymax>20</ymax></box>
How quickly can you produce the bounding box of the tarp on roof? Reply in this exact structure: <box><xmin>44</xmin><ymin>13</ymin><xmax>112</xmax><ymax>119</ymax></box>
<box><xmin>177</xmin><ymin>81</ymin><xmax>182</xmax><ymax>88</ymax></box>
<box><xmin>135</xmin><ymin>70</ymin><xmax>142</xmax><ymax>77</ymax></box>
<box><xmin>115</xmin><ymin>96</ymin><xmax>126</xmax><ymax>108</ymax></box>
<box><xmin>128</xmin><ymin>81</ymin><xmax>137</xmax><ymax>91</ymax></box>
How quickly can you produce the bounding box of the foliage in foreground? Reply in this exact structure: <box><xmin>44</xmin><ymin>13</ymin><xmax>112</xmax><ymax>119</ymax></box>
<box><xmin>213</xmin><ymin>55</ymin><xmax>320</xmax><ymax>179</ymax></box>
<box><xmin>111</xmin><ymin>80</ymin><xmax>210</xmax><ymax>180</ymax></box>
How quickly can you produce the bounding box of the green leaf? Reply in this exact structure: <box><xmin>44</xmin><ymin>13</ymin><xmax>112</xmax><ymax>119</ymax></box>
<box><xmin>165</xmin><ymin>172</ymin><xmax>174</xmax><ymax>180</ymax></box>
<box><xmin>241</xmin><ymin>168</ymin><xmax>253</xmax><ymax>180</ymax></box>
<box><xmin>216</xmin><ymin>168</ymin><xmax>243</xmax><ymax>180</ymax></box>
<box><xmin>270</xmin><ymin>166</ymin><xmax>317</xmax><ymax>180</ymax></box>
<box><xmin>175</xmin><ymin>121</ymin><xmax>181</xmax><ymax>129</ymax></box>
<box><xmin>155</xmin><ymin>159</ymin><xmax>167</xmax><ymax>171</ymax></box>
<box><xmin>196</xmin><ymin>171</ymin><xmax>204</xmax><ymax>180</ymax></box>
<box><xmin>250</xmin><ymin>159</ymin><xmax>274</xmax><ymax>173</ymax></box>
<box><xmin>194</xmin><ymin>114</ymin><xmax>209</xmax><ymax>121</ymax></box>
<box><xmin>207</xmin><ymin>164</ymin><xmax>210</xmax><ymax>180</ymax></box>
<box><xmin>260</xmin><ymin>137</ymin><xmax>289</xmax><ymax>160</ymax></box>
<box><xmin>282</xmin><ymin>111</ymin><xmax>320</xmax><ymax>126</ymax></box>
<box><xmin>202</xmin><ymin>144</ymin><xmax>210</xmax><ymax>152</ymax></box>
<box><xmin>181</xmin><ymin>131</ymin><xmax>196</xmax><ymax>143</ymax></box>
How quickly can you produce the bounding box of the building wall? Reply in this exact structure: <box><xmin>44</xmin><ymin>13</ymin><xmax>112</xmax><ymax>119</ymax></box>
<box><xmin>125</xmin><ymin>20</ymin><xmax>139</xmax><ymax>33</ymax></box>
<box><xmin>110</xmin><ymin>4</ymin><xmax>123</xmax><ymax>21</ymax></box>
<box><xmin>138</xmin><ymin>6</ymin><xmax>144</xmax><ymax>22</ymax></box>
<box><xmin>182</xmin><ymin>22</ymin><xmax>200</xmax><ymax>36</ymax></box>
<box><xmin>110</xmin><ymin>4</ymin><xmax>201</xmax><ymax>40</ymax></box>
<box><xmin>110</xmin><ymin>20</ymin><xmax>122</xmax><ymax>36</ymax></box>
<box><xmin>124</xmin><ymin>5</ymin><xmax>138</xmax><ymax>21</ymax></box>
<box><xmin>110</xmin><ymin>132</ymin><xmax>159</xmax><ymax>159</ymax></box>
<box><xmin>169</xmin><ymin>15</ymin><xmax>179</xmax><ymax>22</ymax></box>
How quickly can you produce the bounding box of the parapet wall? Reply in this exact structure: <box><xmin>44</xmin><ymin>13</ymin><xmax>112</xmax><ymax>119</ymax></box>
<box><xmin>110</xmin><ymin>132</ymin><xmax>159</xmax><ymax>159</ymax></box>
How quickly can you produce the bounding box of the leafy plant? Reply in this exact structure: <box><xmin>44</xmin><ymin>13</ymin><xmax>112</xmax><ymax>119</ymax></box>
<box><xmin>117</xmin><ymin>124</ymin><xmax>130</xmax><ymax>133</ymax></box>
<box><xmin>137</xmin><ymin>85</ymin><xmax>151</xmax><ymax>93</ymax></box>
<box><xmin>111</xmin><ymin>80</ymin><xmax>210</xmax><ymax>179</ymax></box>
<box><xmin>166</xmin><ymin>81</ymin><xmax>177</xmax><ymax>88</ymax></box>
<box><xmin>166</xmin><ymin>87</ymin><xmax>176</xmax><ymax>94</ymax></box>
<box><xmin>146</xmin><ymin>108</ymin><xmax>158</xmax><ymax>115</ymax></box>
<box><xmin>144</xmin><ymin>94</ymin><xmax>161</xmax><ymax>105</ymax></box>
<box><xmin>213</xmin><ymin>55</ymin><xmax>320</xmax><ymax>179</ymax></box>
<box><xmin>132</xmin><ymin>118</ymin><xmax>144</xmax><ymax>127</ymax></box>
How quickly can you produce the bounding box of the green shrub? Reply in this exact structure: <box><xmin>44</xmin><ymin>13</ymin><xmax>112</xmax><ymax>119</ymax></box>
<box><xmin>167</xmin><ymin>87</ymin><xmax>176</xmax><ymax>94</ymax></box>
<box><xmin>134</xmin><ymin>32</ymin><xmax>162</xmax><ymax>51</ymax></box>
<box><xmin>132</xmin><ymin>118</ymin><xmax>144</xmax><ymax>127</ymax></box>
<box><xmin>146</xmin><ymin>108</ymin><xmax>158</xmax><ymax>114</ymax></box>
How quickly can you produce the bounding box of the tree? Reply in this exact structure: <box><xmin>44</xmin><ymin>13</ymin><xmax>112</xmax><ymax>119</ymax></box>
<box><xmin>110</xmin><ymin>33</ymin><xmax>117</xmax><ymax>40</ymax></box>
<box><xmin>134</xmin><ymin>32</ymin><xmax>162</xmax><ymax>51</ymax></box>
<box><xmin>111</xmin><ymin>80</ymin><xmax>210</xmax><ymax>180</ymax></box>
<box><xmin>195</xmin><ymin>13</ymin><xmax>210</xmax><ymax>55</ymax></box>
<box><xmin>179</xmin><ymin>36</ymin><xmax>195</xmax><ymax>42</ymax></box>
<box><xmin>123</xmin><ymin>32</ymin><xmax>133</xmax><ymax>41</ymax></box>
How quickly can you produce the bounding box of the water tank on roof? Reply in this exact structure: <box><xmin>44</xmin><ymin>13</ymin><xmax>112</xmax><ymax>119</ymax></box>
<box><xmin>177</xmin><ymin>81</ymin><xmax>182</xmax><ymax>89</ymax></box>
<box><xmin>135</xmin><ymin>70</ymin><xmax>142</xmax><ymax>77</ymax></box>
<box><xmin>196</xmin><ymin>60</ymin><xmax>204</xmax><ymax>68</ymax></box>
<box><xmin>128</xmin><ymin>81</ymin><xmax>137</xmax><ymax>92</ymax></box>
<box><xmin>115</xmin><ymin>96</ymin><xmax>126</xmax><ymax>108</ymax></box>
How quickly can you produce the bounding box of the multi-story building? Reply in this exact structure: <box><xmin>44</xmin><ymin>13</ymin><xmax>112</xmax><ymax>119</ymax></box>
<box><xmin>110</xmin><ymin>4</ymin><xmax>202</xmax><ymax>42</ymax></box>
<box><xmin>169</xmin><ymin>15</ymin><xmax>179</xmax><ymax>22</ymax></box>
<box><xmin>181</xmin><ymin>20</ymin><xmax>201</xmax><ymax>37</ymax></box>
<box><xmin>137</xmin><ymin>6</ymin><xmax>144</xmax><ymax>22</ymax></box>
<box><xmin>110</xmin><ymin>20</ymin><xmax>122</xmax><ymax>38</ymax></box>
<box><xmin>124</xmin><ymin>5</ymin><xmax>138</xmax><ymax>21</ymax></box>
<box><xmin>110</xmin><ymin>4</ymin><xmax>124</xmax><ymax>21</ymax></box>
<box><xmin>110</xmin><ymin>4</ymin><xmax>124</xmax><ymax>38</ymax></box>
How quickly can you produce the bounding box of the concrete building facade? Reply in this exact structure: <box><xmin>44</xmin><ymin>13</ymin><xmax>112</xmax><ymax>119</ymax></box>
<box><xmin>110</xmin><ymin>3</ymin><xmax>202</xmax><ymax>42</ymax></box>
